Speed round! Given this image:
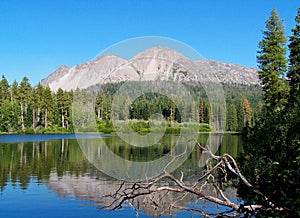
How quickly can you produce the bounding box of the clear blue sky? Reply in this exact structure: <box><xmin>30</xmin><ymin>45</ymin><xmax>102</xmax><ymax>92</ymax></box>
<box><xmin>0</xmin><ymin>0</ymin><xmax>299</xmax><ymax>86</ymax></box>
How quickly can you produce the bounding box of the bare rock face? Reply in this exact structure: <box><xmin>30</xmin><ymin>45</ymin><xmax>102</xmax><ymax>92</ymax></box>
<box><xmin>42</xmin><ymin>65</ymin><xmax>70</xmax><ymax>86</ymax></box>
<box><xmin>195</xmin><ymin>59</ymin><xmax>259</xmax><ymax>85</ymax></box>
<box><xmin>129</xmin><ymin>46</ymin><xmax>198</xmax><ymax>82</ymax></box>
<box><xmin>42</xmin><ymin>55</ymin><xmax>128</xmax><ymax>91</ymax></box>
<box><xmin>41</xmin><ymin>46</ymin><xmax>259</xmax><ymax>91</ymax></box>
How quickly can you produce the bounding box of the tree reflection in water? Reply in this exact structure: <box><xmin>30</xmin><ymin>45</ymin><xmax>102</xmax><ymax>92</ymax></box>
<box><xmin>0</xmin><ymin>134</ymin><xmax>242</xmax><ymax>216</ymax></box>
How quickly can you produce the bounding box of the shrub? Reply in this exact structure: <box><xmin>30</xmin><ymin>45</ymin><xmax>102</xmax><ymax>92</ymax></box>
<box><xmin>199</xmin><ymin>123</ymin><xmax>212</xmax><ymax>132</ymax></box>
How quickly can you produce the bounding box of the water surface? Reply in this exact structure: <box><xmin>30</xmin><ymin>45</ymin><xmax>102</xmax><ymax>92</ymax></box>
<box><xmin>0</xmin><ymin>134</ymin><xmax>243</xmax><ymax>217</ymax></box>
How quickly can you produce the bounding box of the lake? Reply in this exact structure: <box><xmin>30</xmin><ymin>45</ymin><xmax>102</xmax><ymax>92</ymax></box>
<box><xmin>0</xmin><ymin>133</ymin><xmax>243</xmax><ymax>217</ymax></box>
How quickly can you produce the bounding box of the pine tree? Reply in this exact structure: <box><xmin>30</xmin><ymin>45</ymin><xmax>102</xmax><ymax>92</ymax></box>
<box><xmin>0</xmin><ymin>75</ymin><xmax>10</xmax><ymax>102</ymax></box>
<box><xmin>226</xmin><ymin>103</ymin><xmax>238</xmax><ymax>131</ymax></box>
<box><xmin>32</xmin><ymin>83</ymin><xmax>43</xmax><ymax>128</ymax></box>
<box><xmin>252</xmin><ymin>100</ymin><xmax>263</xmax><ymax>125</ymax></box>
<box><xmin>284</xmin><ymin>10</ymin><xmax>300</xmax><ymax>213</ymax></box>
<box><xmin>199</xmin><ymin>101</ymin><xmax>205</xmax><ymax>123</ymax></box>
<box><xmin>56</xmin><ymin>88</ymin><xmax>68</xmax><ymax>128</ymax></box>
<box><xmin>257</xmin><ymin>8</ymin><xmax>288</xmax><ymax>110</ymax></box>
<box><xmin>95</xmin><ymin>91</ymin><xmax>105</xmax><ymax>119</ymax></box>
<box><xmin>235</xmin><ymin>96</ymin><xmax>245</xmax><ymax>131</ymax></box>
<box><xmin>18</xmin><ymin>77</ymin><xmax>32</xmax><ymax>130</ymax></box>
<box><xmin>42</xmin><ymin>87</ymin><xmax>54</xmax><ymax>128</ymax></box>
<box><xmin>103</xmin><ymin>95</ymin><xmax>112</xmax><ymax>120</ymax></box>
<box><xmin>0</xmin><ymin>99</ymin><xmax>20</xmax><ymax>132</ymax></box>
<box><xmin>10</xmin><ymin>80</ymin><xmax>19</xmax><ymax>102</ymax></box>
<box><xmin>203</xmin><ymin>101</ymin><xmax>212</xmax><ymax>124</ymax></box>
<box><xmin>288</xmin><ymin>8</ymin><xmax>300</xmax><ymax>104</ymax></box>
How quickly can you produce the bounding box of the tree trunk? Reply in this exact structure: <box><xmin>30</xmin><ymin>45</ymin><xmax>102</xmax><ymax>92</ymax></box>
<box><xmin>32</xmin><ymin>108</ymin><xmax>36</xmax><ymax>129</ymax></box>
<box><xmin>37</xmin><ymin>107</ymin><xmax>41</xmax><ymax>124</ymax></box>
<box><xmin>65</xmin><ymin>110</ymin><xmax>68</xmax><ymax>129</ymax></box>
<box><xmin>61</xmin><ymin>109</ymin><xmax>65</xmax><ymax>128</ymax></box>
<box><xmin>20</xmin><ymin>102</ymin><xmax>25</xmax><ymax>130</ymax></box>
<box><xmin>45</xmin><ymin>108</ymin><xmax>48</xmax><ymax>128</ymax></box>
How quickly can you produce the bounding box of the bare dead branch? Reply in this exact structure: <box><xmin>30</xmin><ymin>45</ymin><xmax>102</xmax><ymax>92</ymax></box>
<box><xmin>99</xmin><ymin>140</ymin><xmax>284</xmax><ymax>217</ymax></box>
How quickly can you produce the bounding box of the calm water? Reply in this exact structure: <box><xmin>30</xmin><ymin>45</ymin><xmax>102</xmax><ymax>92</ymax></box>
<box><xmin>0</xmin><ymin>134</ymin><xmax>243</xmax><ymax>217</ymax></box>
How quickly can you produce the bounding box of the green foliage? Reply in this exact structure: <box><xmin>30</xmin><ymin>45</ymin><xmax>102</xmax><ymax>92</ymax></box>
<box><xmin>199</xmin><ymin>123</ymin><xmax>212</xmax><ymax>132</ymax></box>
<box><xmin>165</xmin><ymin>126</ymin><xmax>181</xmax><ymax>134</ymax></box>
<box><xmin>96</xmin><ymin>119</ymin><xmax>115</xmax><ymax>134</ymax></box>
<box><xmin>239</xmin><ymin>108</ymin><xmax>300</xmax><ymax>216</ymax></box>
<box><xmin>257</xmin><ymin>8</ymin><xmax>289</xmax><ymax>110</ymax></box>
<box><xmin>18</xmin><ymin>77</ymin><xmax>32</xmax><ymax>129</ymax></box>
<box><xmin>56</xmin><ymin>88</ymin><xmax>72</xmax><ymax>129</ymax></box>
<box><xmin>238</xmin><ymin>8</ymin><xmax>300</xmax><ymax>217</ymax></box>
<box><xmin>0</xmin><ymin>76</ymin><xmax>261</xmax><ymax>133</ymax></box>
<box><xmin>92</xmin><ymin>81</ymin><xmax>261</xmax><ymax>131</ymax></box>
<box><xmin>0</xmin><ymin>75</ymin><xmax>10</xmax><ymax>101</ymax></box>
<box><xmin>226</xmin><ymin>98</ymin><xmax>238</xmax><ymax>131</ymax></box>
<box><xmin>235</xmin><ymin>96</ymin><xmax>246</xmax><ymax>132</ymax></box>
<box><xmin>129</xmin><ymin>120</ymin><xmax>150</xmax><ymax>134</ymax></box>
<box><xmin>0</xmin><ymin>77</ymin><xmax>75</xmax><ymax>133</ymax></box>
<box><xmin>41</xmin><ymin>125</ymin><xmax>71</xmax><ymax>134</ymax></box>
<box><xmin>288</xmin><ymin>8</ymin><xmax>300</xmax><ymax>104</ymax></box>
<box><xmin>24</xmin><ymin>127</ymin><xmax>35</xmax><ymax>134</ymax></box>
<box><xmin>0</xmin><ymin>100</ymin><xmax>20</xmax><ymax>132</ymax></box>
<box><xmin>95</xmin><ymin>119</ymin><xmax>212</xmax><ymax>135</ymax></box>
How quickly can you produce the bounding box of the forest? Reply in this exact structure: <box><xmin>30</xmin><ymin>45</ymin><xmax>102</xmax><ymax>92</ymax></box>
<box><xmin>0</xmin><ymin>75</ymin><xmax>261</xmax><ymax>134</ymax></box>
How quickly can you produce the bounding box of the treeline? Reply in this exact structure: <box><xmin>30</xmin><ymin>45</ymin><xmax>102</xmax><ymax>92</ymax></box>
<box><xmin>81</xmin><ymin>81</ymin><xmax>262</xmax><ymax>132</ymax></box>
<box><xmin>0</xmin><ymin>77</ymin><xmax>73</xmax><ymax>133</ymax></box>
<box><xmin>0</xmin><ymin>76</ymin><xmax>262</xmax><ymax>133</ymax></box>
<box><xmin>95</xmin><ymin>88</ymin><xmax>256</xmax><ymax>132</ymax></box>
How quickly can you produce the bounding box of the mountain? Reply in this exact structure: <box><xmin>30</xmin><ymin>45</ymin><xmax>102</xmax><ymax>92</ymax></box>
<box><xmin>41</xmin><ymin>46</ymin><xmax>259</xmax><ymax>91</ymax></box>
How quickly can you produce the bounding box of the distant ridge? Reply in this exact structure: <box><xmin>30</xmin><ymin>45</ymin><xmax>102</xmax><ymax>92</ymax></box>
<box><xmin>41</xmin><ymin>46</ymin><xmax>259</xmax><ymax>91</ymax></box>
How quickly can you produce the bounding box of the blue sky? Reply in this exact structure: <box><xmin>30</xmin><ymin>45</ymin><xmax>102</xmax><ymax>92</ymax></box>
<box><xmin>0</xmin><ymin>0</ymin><xmax>299</xmax><ymax>85</ymax></box>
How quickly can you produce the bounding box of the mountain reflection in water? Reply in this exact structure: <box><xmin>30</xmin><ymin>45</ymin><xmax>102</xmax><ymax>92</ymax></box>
<box><xmin>0</xmin><ymin>134</ymin><xmax>243</xmax><ymax>217</ymax></box>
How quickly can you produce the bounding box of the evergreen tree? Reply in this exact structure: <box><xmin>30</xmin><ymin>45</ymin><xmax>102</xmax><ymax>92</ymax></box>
<box><xmin>130</xmin><ymin>94</ymin><xmax>150</xmax><ymax>120</ymax></box>
<box><xmin>226</xmin><ymin>99</ymin><xmax>238</xmax><ymax>131</ymax></box>
<box><xmin>0</xmin><ymin>100</ymin><xmax>20</xmax><ymax>132</ymax></box>
<box><xmin>42</xmin><ymin>87</ymin><xmax>54</xmax><ymax>128</ymax></box>
<box><xmin>56</xmin><ymin>88</ymin><xmax>69</xmax><ymax>128</ymax></box>
<box><xmin>203</xmin><ymin>101</ymin><xmax>212</xmax><ymax>124</ymax></box>
<box><xmin>257</xmin><ymin>8</ymin><xmax>288</xmax><ymax>110</ymax></box>
<box><xmin>18</xmin><ymin>77</ymin><xmax>32</xmax><ymax>130</ymax></box>
<box><xmin>95</xmin><ymin>91</ymin><xmax>105</xmax><ymax>119</ymax></box>
<box><xmin>0</xmin><ymin>75</ymin><xmax>10</xmax><ymax>102</ymax></box>
<box><xmin>56</xmin><ymin>88</ymin><xmax>64</xmax><ymax>127</ymax></box>
<box><xmin>103</xmin><ymin>95</ymin><xmax>112</xmax><ymax>120</ymax></box>
<box><xmin>252</xmin><ymin>100</ymin><xmax>263</xmax><ymax>125</ymax></box>
<box><xmin>32</xmin><ymin>83</ymin><xmax>43</xmax><ymax>128</ymax></box>
<box><xmin>199</xmin><ymin>101</ymin><xmax>205</xmax><ymax>123</ymax></box>
<box><xmin>10</xmin><ymin>80</ymin><xmax>19</xmax><ymax>102</ymax></box>
<box><xmin>288</xmin><ymin>8</ymin><xmax>300</xmax><ymax>104</ymax></box>
<box><xmin>235</xmin><ymin>96</ymin><xmax>245</xmax><ymax>131</ymax></box>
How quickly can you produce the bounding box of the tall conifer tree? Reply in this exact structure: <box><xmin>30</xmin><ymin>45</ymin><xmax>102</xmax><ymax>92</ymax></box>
<box><xmin>257</xmin><ymin>8</ymin><xmax>288</xmax><ymax>109</ymax></box>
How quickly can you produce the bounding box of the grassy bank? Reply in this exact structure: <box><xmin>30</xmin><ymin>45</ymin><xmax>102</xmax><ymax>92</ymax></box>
<box><xmin>0</xmin><ymin>120</ymin><xmax>215</xmax><ymax>135</ymax></box>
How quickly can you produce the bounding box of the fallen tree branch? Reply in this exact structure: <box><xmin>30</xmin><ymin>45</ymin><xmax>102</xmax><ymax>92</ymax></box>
<box><xmin>100</xmin><ymin>140</ymin><xmax>284</xmax><ymax>217</ymax></box>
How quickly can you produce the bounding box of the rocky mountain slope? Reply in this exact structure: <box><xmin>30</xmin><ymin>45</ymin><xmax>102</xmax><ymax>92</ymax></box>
<box><xmin>41</xmin><ymin>47</ymin><xmax>259</xmax><ymax>91</ymax></box>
